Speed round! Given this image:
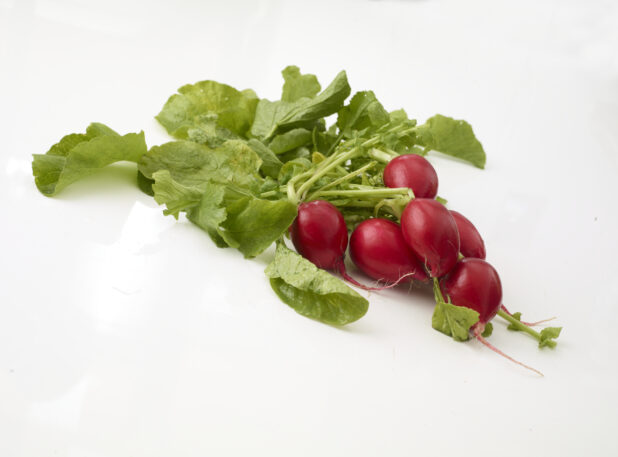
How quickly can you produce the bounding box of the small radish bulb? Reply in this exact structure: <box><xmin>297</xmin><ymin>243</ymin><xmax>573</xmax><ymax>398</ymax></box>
<box><xmin>383</xmin><ymin>154</ymin><xmax>438</xmax><ymax>199</ymax></box>
<box><xmin>350</xmin><ymin>218</ymin><xmax>428</xmax><ymax>284</ymax></box>
<box><xmin>290</xmin><ymin>200</ymin><xmax>348</xmax><ymax>270</ymax></box>
<box><xmin>439</xmin><ymin>258</ymin><xmax>502</xmax><ymax>323</ymax></box>
<box><xmin>449</xmin><ymin>210</ymin><xmax>486</xmax><ymax>259</ymax></box>
<box><xmin>400</xmin><ymin>198</ymin><xmax>460</xmax><ymax>277</ymax></box>
<box><xmin>440</xmin><ymin>258</ymin><xmax>542</xmax><ymax>376</ymax></box>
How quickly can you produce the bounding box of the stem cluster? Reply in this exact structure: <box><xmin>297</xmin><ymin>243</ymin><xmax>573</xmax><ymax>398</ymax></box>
<box><xmin>281</xmin><ymin>123</ymin><xmax>416</xmax><ymax>217</ymax></box>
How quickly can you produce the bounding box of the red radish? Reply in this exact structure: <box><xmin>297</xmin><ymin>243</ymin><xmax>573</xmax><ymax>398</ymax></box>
<box><xmin>449</xmin><ymin>210</ymin><xmax>486</xmax><ymax>259</ymax></box>
<box><xmin>349</xmin><ymin>218</ymin><xmax>428</xmax><ymax>284</ymax></box>
<box><xmin>439</xmin><ymin>258</ymin><xmax>502</xmax><ymax>323</ymax></box>
<box><xmin>439</xmin><ymin>258</ymin><xmax>542</xmax><ymax>376</ymax></box>
<box><xmin>383</xmin><ymin>154</ymin><xmax>438</xmax><ymax>199</ymax></box>
<box><xmin>400</xmin><ymin>198</ymin><xmax>460</xmax><ymax>277</ymax></box>
<box><xmin>291</xmin><ymin>201</ymin><xmax>401</xmax><ymax>291</ymax></box>
<box><xmin>290</xmin><ymin>200</ymin><xmax>348</xmax><ymax>270</ymax></box>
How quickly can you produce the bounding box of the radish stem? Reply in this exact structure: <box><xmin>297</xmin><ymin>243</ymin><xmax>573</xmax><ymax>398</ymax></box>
<box><xmin>296</xmin><ymin>147</ymin><xmax>361</xmax><ymax>199</ymax></box>
<box><xmin>500</xmin><ymin>304</ymin><xmax>556</xmax><ymax>327</ymax></box>
<box><xmin>306</xmin><ymin>161</ymin><xmax>377</xmax><ymax>199</ymax></box>
<box><xmin>309</xmin><ymin>187</ymin><xmax>410</xmax><ymax>199</ymax></box>
<box><xmin>497</xmin><ymin>309</ymin><xmax>557</xmax><ymax>348</ymax></box>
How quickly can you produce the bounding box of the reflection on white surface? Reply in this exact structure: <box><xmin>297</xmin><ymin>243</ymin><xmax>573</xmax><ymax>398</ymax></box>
<box><xmin>4</xmin><ymin>157</ymin><xmax>32</xmax><ymax>176</ymax></box>
<box><xmin>89</xmin><ymin>202</ymin><xmax>169</xmax><ymax>328</ymax></box>
<box><xmin>31</xmin><ymin>376</ymin><xmax>89</xmax><ymax>430</ymax></box>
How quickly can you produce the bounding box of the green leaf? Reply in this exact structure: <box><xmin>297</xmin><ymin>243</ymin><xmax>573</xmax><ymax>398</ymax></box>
<box><xmin>313</xmin><ymin>124</ymin><xmax>340</xmax><ymax>155</ymax></box>
<box><xmin>506</xmin><ymin>312</ymin><xmax>523</xmax><ymax>331</ymax></box>
<box><xmin>185</xmin><ymin>116</ymin><xmax>239</xmax><ymax>148</ymax></box>
<box><xmin>415</xmin><ymin>114</ymin><xmax>486</xmax><ymax>168</ymax></box>
<box><xmin>259</xmin><ymin>176</ymin><xmax>280</xmax><ymax>194</ymax></box>
<box><xmin>281</xmin><ymin>70</ymin><xmax>350</xmax><ymax>129</ymax></box>
<box><xmin>279</xmin><ymin>146</ymin><xmax>311</xmax><ymax>163</ymax></box>
<box><xmin>337</xmin><ymin>91</ymin><xmax>389</xmax><ymax>136</ymax></box>
<box><xmin>432</xmin><ymin>300</ymin><xmax>480</xmax><ymax>341</ymax></box>
<box><xmin>268</xmin><ymin>128</ymin><xmax>312</xmax><ymax>154</ymax></box>
<box><xmin>251</xmin><ymin>70</ymin><xmax>350</xmax><ymax>140</ymax></box>
<box><xmin>246</xmin><ymin>139</ymin><xmax>283</xmax><ymax>179</ymax></box>
<box><xmin>217</xmin><ymin>188</ymin><xmax>298</xmax><ymax>258</ymax></box>
<box><xmin>187</xmin><ymin>182</ymin><xmax>230</xmax><ymax>247</ymax></box>
<box><xmin>539</xmin><ymin>327</ymin><xmax>562</xmax><ymax>349</ymax></box>
<box><xmin>265</xmin><ymin>243</ymin><xmax>369</xmax><ymax>326</ymax></box>
<box><xmin>371</xmin><ymin>110</ymin><xmax>418</xmax><ymax>154</ymax></box>
<box><xmin>389</xmin><ymin>109</ymin><xmax>409</xmax><ymax>124</ymax></box>
<box><xmin>139</xmin><ymin>139</ymin><xmax>263</xmax><ymax>193</ymax></box>
<box><xmin>152</xmin><ymin>169</ymin><xmax>297</xmax><ymax>257</ymax></box>
<box><xmin>481</xmin><ymin>322</ymin><xmax>493</xmax><ymax>338</ymax></box>
<box><xmin>278</xmin><ymin>158</ymin><xmax>312</xmax><ymax>185</ymax></box>
<box><xmin>32</xmin><ymin>123</ymin><xmax>147</xmax><ymax>196</ymax></box>
<box><xmin>281</xmin><ymin>65</ymin><xmax>321</xmax><ymax>102</ymax></box>
<box><xmin>151</xmin><ymin>170</ymin><xmax>204</xmax><ymax>218</ymax></box>
<box><xmin>250</xmin><ymin>99</ymin><xmax>296</xmax><ymax>140</ymax></box>
<box><xmin>137</xmin><ymin>170</ymin><xmax>155</xmax><ymax>196</ymax></box>
<box><xmin>156</xmin><ymin>80</ymin><xmax>258</xmax><ymax>139</ymax></box>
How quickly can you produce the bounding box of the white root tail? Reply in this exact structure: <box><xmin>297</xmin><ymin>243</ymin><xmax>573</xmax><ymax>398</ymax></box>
<box><xmin>336</xmin><ymin>260</ymin><xmax>420</xmax><ymax>292</ymax></box>
<box><xmin>473</xmin><ymin>324</ymin><xmax>544</xmax><ymax>377</ymax></box>
<box><xmin>500</xmin><ymin>304</ymin><xmax>557</xmax><ymax>327</ymax></box>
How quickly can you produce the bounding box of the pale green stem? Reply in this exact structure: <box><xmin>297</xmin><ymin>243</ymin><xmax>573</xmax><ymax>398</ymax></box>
<box><xmin>260</xmin><ymin>190</ymin><xmax>278</xmax><ymax>198</ymax></box>
<box><xmin>309</xmin><ymin>187</ymin><xmax>410</xmax><ymax>199</ymax></box>
<box><xmin>325</xmin><ymin>132</ymin><xmax>345</xmax><ymax>156</ymax></box>
<box><xmin>369</xmin><ymin>148</ymin><xmax>397</xmax><ymax>163</ymax></box>
<box><xmin>286</xmin><ymin>169</ymin><xmax>316</xmax><ymax>204</ymax></box>
<box><xmin>327</xmin><ymin>199</ymin><xmax>381</xmax><ymax>208</ymax></box>
<box><xmin>306</xmin><ymin>161</ymin><xmax>377</xmax><ymax>200</ymax></box>
<box><xmin>296</xmin><ymin>147</ymin><xmax>361</xmax><ymax>200</ymax></box>
<box><xmin>496</xmin><ymin>309</ymin><xmax>552</xmax><ymax>346</ymax></box>
<box><xmin>433</xmin><ymin>278</ymin><xmax>445</xmax><ymax>302</ymax></box>
<box><xmin>291</xmin><ymin>131</ymin><xmax>396</xmax><ymax>203</ymax></box>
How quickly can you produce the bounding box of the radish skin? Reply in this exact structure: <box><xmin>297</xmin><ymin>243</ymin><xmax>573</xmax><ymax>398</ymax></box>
<box><xmin>450</xmin><ymin>210</ymin><xmax>486</xmax><ymax>259</ymax></box>
<box><xmin>401</xmin><ymin>198</ymin><xmax>460</xmax><ymax>277</ymax></box>
<box><xmin>350</xmin><ymin>218</ymin><xmax>428</xmax><ymax>284</ymax></box>
<box><xmin>383</xmin><ymin>154</ymin><xmax>438</xmax><ymax>199</ymax></box>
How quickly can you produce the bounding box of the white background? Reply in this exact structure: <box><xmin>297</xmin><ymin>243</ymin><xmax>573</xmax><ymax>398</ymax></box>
<box><xmin>1</xmin><ymin>0</ymin><xmax>618</xmax><ymax>455</ymax></box>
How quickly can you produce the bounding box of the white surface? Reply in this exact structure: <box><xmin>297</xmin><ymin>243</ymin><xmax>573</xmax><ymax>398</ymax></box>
<box><xmin>1</xmin><ymin>0</ymin><xmax>618</xmax><ymax>455</ymax></box>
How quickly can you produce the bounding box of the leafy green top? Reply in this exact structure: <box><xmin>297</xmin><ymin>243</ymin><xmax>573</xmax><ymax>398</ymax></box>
<box><xmin>251</xmin><ymin>70</ymin><xmax>351</xmax><ymax>140</ymax></box>
<box><xmin>415</xmin><ymin>114</ymin><xmax>486</xmax><ymax>169</ymax></box>
<box><xmin>156</xmin><ymin>80</ymin><xmax>258</xmax><ymax>142</ymax></box>
<box><xmin>32</xmin><ymin>65</ymin><xmax>497</xmax><ymax>333</ymax></box>
<box><xmin>32</xmin><ymin>123</ymin><xmax>146</xmax><ymax>196</ymax></box>
<box><xmin>265</xmin><ymin>243</ymin><xmax>369</xmax><ymax>325</ymax></box>
<box><xmin>432</xmin><ymin>300</ymin><xmax>480</xmax><ymax>341</ymax></box>
<box><xmin>281</xmin><ymin>65</ymin><xmax>321</xmax><ymax>102</ymax></box>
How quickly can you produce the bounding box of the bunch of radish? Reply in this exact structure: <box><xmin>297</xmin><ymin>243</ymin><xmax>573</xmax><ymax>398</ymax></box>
<box><xmin>32</xmin><ymin>66</ymin><xmax>561</xmax><ymax>374</ymax></box>
<box><xmin>290</xmin><ymin>153</ymin><xmax>560</xmax><ymax>375</ymax></box>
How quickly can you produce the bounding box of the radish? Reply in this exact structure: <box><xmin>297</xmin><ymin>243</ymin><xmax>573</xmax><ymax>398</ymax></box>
<box><xmin>383</xmin><ymin>154</ymin><xmax>438</xmax><ymax>199</ymax></box>
<box><xmin>448</xmin><ymin>212</ymin><xmax>554</xmax><ymax>327</ymax></box>
<box><xmin>439</xmin><ymin>258</ymin><xmax>542</xmax><ymax>375</ymax></box>
<box><xmin>400</xmin><ymin>198</ymin><xmax>460</xmax><ymax>277</ymax></box>
<box><xmin>450</xmin><ymin>210</ymin><xmax>486</xmax><ymax>259</ymax></box>
<box><xmin>291</xmin><ymin>201</ymin><xmax>403</xmax><ymax>291</ymax></box>
<box><xmin>290</xmin><ymin>200</ymin><xmax>348</xmax><ymax>270</ymax></box>
<box><xmin>349</xmin><ymin>218</ymin><xmax>428</xmax><ymax>284</ymax></box>
<box><xmin>439</xmin><ymin>258</ymin><xmax>502</xmax><ymax>324</ymax></box>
